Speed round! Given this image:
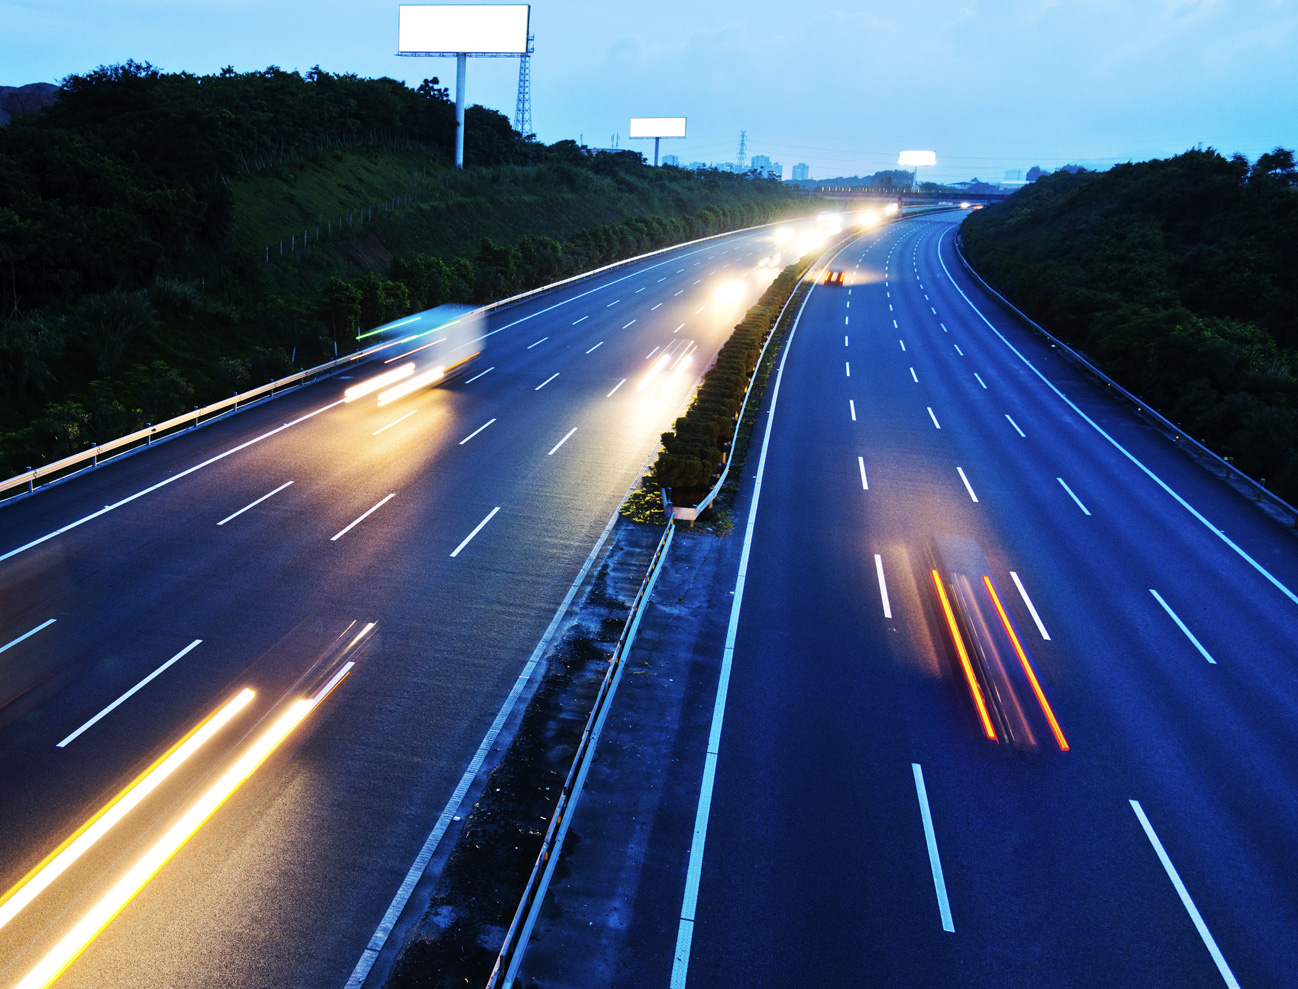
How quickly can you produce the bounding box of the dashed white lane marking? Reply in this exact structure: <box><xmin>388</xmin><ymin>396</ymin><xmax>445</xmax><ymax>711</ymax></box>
<box><xmin>696</xmin><ymin>306</ymin><xmax>706</xmax><ymax>314</ymax></box>
<box><xmin>373</xmin><ymin>411</ymin><xmax>417</xmax><ymax>437</ymax></box>
<box><xmin>900</xmin><ymin>339</ymin><xmax>906</xmax><ymax>351</ymax></box>
<box><xmin>0</xmin><ymin>619</ymin><xmax>57</xmax><ymax>657</ymax></box>
<box><xmin>845</xmin><ymin>362</ymin><xmax>851</xmax><ymax>377</ymax></box>
<box><xmin>465</xmin><ymin>366</ymin><xmax>495</xmax><ymax>383</ymax></box>
<box><xmin>623</xmin><ymin>320</ymin><xmax>637</xmax><ymax>329</ymax></box>
<box><xmin>459</xmin><ymin>418</ymin><xmax>497</xmax><ymax>445</ymax></box>
<box><xmin>585</xmin><ymin>342</ymin><xmax>603</xmax><ymax>354</ymax></box>
<box><xmin>849</xmin><ymin>400</ymin><xmax>857</xmax><ymax>422</ymax></box>
<box><xmin>675</xmin><ymin>290</ymin><xmax>684</xmax><ymax>296</ymax></box>
<box><xmin>931</xmin><ymin>307</ymin><xmax>938</xmax><ymax>314</ymax></box>
<box><xmin>607</xmin><ymin>378</ymin><xmax>627</xmax><ymax>398</ymax></box>
<box><xmin>218</xmin><ymin>480</ymin><xmax>295</xmax><ymax>524</ymax></box>
<box><xmin>940</xmin><ymin>322</ymin><xmax>948</xmax><ymax>332</ymax></box>
<box><xmin>844</xmin><ymin>336</ymin><xmax>849</xmax><ymax>346</ymax></box>
<box><xmin>974</xmin><ymin>373</ymin><xmax>987</xmax><ymax>389</ymax></box>
<box><xmin>1149</xmin><ymin>589</ymin><xmax>1217</xmax><ymax>664</ymax></box>
<box><xmin>1057</xmin><ymin>477</ymin><xmax>1092</xmax><ymax>515</ymax></box>
<box><xmin>535</xmin><ymin>373</ymin><xmax>560</xmax><ymax>391</ymax></box>
<box><xmin>910</xmin><ymin>367</ymin><xmax>918</xmax><ymax>383</ymax></box>
<box><xmin>57</xmin><ymin>639</ymin><xmax>203</xmax><ymax>748</ymax></box>
<box><xmin>606</xmin><ymin>300</ymin><xmax>620</xmax><ymax>307</ymax></box>
<box><xmin>893</xmin><ymin>319</ymin><xmax>899</xmax><ymax>328</ymax></box>
<box><xmin>1005</xmin><ymin>414</ymin><xmax>1026</xmax><ymax>437</ymax></box>
<box><xmin>652</xmin><ymin>303</ymin><xmax>663</xmax><ymax>310</ymax></box>
<box><xmin>572</xmin><ymin>316</ymin><xmax>588</xmax><ymax>325</ymax></box>
<box><xmin>449</xmin><ymin>506</ymin><xmax>501</xmax><ymax>558</ymax></box>
<box><xmin>331</xmin><ymin>493</ymin><xmax>396</xmax><ymax>542</ymax></box>
<box><xmin>858</xmin><ymin>457</ymin><xmax>869</xmax><ymax>490</ymax></box>
<box><xmin>547</xmin><ymin>427</ymin><xmax>578</xmax><ymax>456</ymax></box>
<box><xmin>875</xmin><ymin>554</ymin><xmax>893</xmax><ymax>618</ymax></box>
<box><xmin>527</xmin><ymin>336</ymin><xmax>548</xmax><ymax>349</ymax></box>
<box><xmin>957</xmin><ymin>467</ymin><xmax>979</xmax><ymax>502</ymax></box>
<box><xmin>913</xmin><ymin>764</ymin><xmax>955</xmax><ymax>933</ymax></box>
<box><xmin>675</xmin><ymin>324</ymin><xmax>685</xmax><ymax>333</ymax></box>
<box><xmin>927</xmin><ymin>407</ymin><xmax>941</xmax><ymax>429</ymax></box>
<box><xmin>954</xmin><ymin>344</ymin><xmax>964</xmax><ymax>356</ymax></box>
<box><xmin>1129</xmin><ymin>800</ymin><xmax>1239</xmax><ymax>987</ymax></box>
<box><xmin>1010</xmin><ymin>571</ymin><xmax>1051</xmax><ymax>640</ymax></box>
<box><xmin>635</xmin><ymin>287</ymin><xmax>646</xmax><ymax>293</ymax></box>
<box><xmin>647</xmin><ymin>347</ymin><xmax>661</xmax><ymax>359</ymax></box>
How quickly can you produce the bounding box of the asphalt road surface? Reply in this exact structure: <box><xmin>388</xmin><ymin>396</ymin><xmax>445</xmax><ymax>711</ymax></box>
<box><xmin>0</xmin><ymin>221</ymin><xmax>822</xmax><ymax>989</ymax></box>
<box><xmin>670</xmin><ymin>213</ymin><xmax>1298</xmax><ymax>988</ymax></box>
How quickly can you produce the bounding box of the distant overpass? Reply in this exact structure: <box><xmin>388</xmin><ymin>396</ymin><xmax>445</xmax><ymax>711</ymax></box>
<box><xmin>811</xmin><ymin>186</ymin><xmax>1010</xmax><ymax>205</ymax></box>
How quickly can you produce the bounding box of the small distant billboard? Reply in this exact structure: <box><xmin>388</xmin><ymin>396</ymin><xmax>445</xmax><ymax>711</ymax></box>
<box><xmin>898</xmin><ymin>150</ymin><xmax>937</xmax><ymax>167</ymax></box>
<box><xmin>629</xmin><ymin>117</ymin><xmax>688</xmax><ymax>139</ymax></box>
<box><xmin>398</xmin><ymin>4</ymin><xmax>530</xmax><ymax>55</ymax></box>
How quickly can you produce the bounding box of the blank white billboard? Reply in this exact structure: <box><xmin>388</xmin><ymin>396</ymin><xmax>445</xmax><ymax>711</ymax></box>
<box><xmin>398</xmin><ymin>5</ymin><xmax>530</xmax><ymax>54</ymax></box>
<box><xmin>629</xmin><ymin>117</ymin><xmax>688</xmax><ymax>139</ymax></box>
<box><xmin>898</xmin><ymin>150</ymin><xmax>937</xmax><ymax>167</ymax></box>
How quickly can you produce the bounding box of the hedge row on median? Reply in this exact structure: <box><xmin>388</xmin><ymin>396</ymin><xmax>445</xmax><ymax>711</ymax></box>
<box><xmin>652</xmin><ymin>251</ymin><xmax>817</xmax><ymax>493</ymax></box>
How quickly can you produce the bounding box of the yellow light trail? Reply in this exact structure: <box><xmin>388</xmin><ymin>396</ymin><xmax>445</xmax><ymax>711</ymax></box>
<box><xmin>343</xmin><ymin>364</ymin><xmax>415</xmax><ymax>402</ymax></box>
<box><xmin>931</xmin><ymin>570</ymin><xmax>997</xmax><ymax>740</ymax></box>
<box><xmin>983</xmin><ymin>576</ymin><xmax>1069</xmax><ymax>751</ymax></box>
<box><xmin>0</xmin><ymin>690</ymin><xmax>254</xmax><ymax>933</ymax></box>
<box><xmin>376</xmin><ymin>366</ymin><xmax>444</xmax><ymax>406</ymax></box>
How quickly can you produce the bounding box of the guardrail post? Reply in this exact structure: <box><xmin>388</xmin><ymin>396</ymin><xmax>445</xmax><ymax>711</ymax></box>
<box><xmin>92</xmin><ymin>446</ymin><xmax>98</xmax><ymax>467</ymax></box>
<box><xmin>193</xmin><ymin>406</ymin><xmax>199</xmax><ymax>429</ymax></box>
<box><xmin>146</xmin><ymin>424</ymin><xmax>152</xmax><ymax>445</ymax></box>
<box><xmin>27</xmin><ymin>469</ymin><xmax>34</xmax><ymax>494</ymax></box>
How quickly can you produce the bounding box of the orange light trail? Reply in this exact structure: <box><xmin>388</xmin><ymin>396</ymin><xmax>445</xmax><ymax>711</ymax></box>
<box><xmin>931</xmin><ymin>569</ymin><xmax>996</xmax><ymax>740</ymax></box>
<box><xmin>983</xmin><ymin>576</ymin><xmax>1069</xmax><ymax>751</ymax></box>
<box><xmin>344</xmin><ymin>363</ymin><xmax>415</xmax><ymax>402</ymax></box>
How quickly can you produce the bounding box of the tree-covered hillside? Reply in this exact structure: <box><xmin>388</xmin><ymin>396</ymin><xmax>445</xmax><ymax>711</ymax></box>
<box><xmin>961</xmin><ymin>149</ymin><xmax>1298</xmax><ymax>500</ymax></box>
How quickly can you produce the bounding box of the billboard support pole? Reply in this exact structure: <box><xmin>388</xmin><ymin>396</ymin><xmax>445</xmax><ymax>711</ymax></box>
<box><xmin>653</xmin><ymin>136</ymin><xmax>660</xmax><ymax>167</ymax></box>
<box><xmin>455</xmin><ymin>52</ymin><xmax>467</xmax><ymax>169</ymax></box>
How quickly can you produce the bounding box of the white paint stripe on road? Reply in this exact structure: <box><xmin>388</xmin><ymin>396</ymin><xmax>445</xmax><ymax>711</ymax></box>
<box><xmin>572</xmin><ymin>316</ymin><xmax>588</xmax><ymax>325</ymax></box>
<box><xmin>875</xmin><ymin>553</ymin><xmax>893</xmax><ymax>618</ymax></box>
<box><xmin>465</xmin><ymin>366</ymin><xmax>495</xmax><ymax>383</ymax></box>
<box><xmin>937</xmin><ymin>230</ymin><xmax>1298</xmax><ymax>608</ymax></box>
<box><xmin>652</xmin><ymin>303</ymin><xmax>663</xmax><ymax>310</ymax></box>
<box><xmin>845</xmin><ymin>336</ymin><xmax>849</xmax><ymax>346</ymax></box>
<box><xmin>858</xmin><ymin>457</ymin><xmax>869</xmax><ymax>490</ymax></box>
<box><xmin>459</xmin><ymin>418</ymin><xmax>497</xmax><ymax>446</ymax></box>
<box><xmin>623</xmin><ymin>320</ymin><xmax>637</xmax><ymax>329</ymax></box>
<box><xmin>894</xmin><ymin>319</ymin><xmax>898</xmax><ymax>328</ymax></box>
<box><xmin>1130</xmin><ymin>800</ymin><xmax>1240</xmax><ymax>987</ymax></box>
<box><xmin>940</xmin><ymin>322</ymin><xmax>948</xmax><ymax>332</ymax></box>
<box><xmin>845</xmin><ymin>362</ymin><xmax>851</xmax><ymax>377</ymax></box>
<box><xmin>1006</xmin><ymin>414</ymin><xmax>1026</xmax><ymax>437</ymax></box>
<box><xmin>585</xmin><ymin>342</ymin><xmax>603</xmax><ymax>354</ymax></box>
<box><xmin>607</xmin><ymin>378</ymin><xmax>627</xmax><ymax>398</ymax></box>
<box><xmin>0</xmin><ymin>399</ymin><xmax>345</xmax><ymax>565</ymax></box>
<box><xmin>0</xmin><ymin>619</ymin><xmax>56</xmax><ymax>657</ymax></box>
<box><xmin>696</xmin><ymin>306</ymin><xmax>706</xmax><ymax>314</ymax></box>
<box><xmin>647</xmin><ymin>347</ymin><xmax>661</xmax><ymax>360</ymax></box>
<box><xmin>974</xmin><ymin>373</ymin><xmax>987</xmax><ymax>389</ymax></box>
<box><xmin>526</xmin><ymin>336</ymin><xmax>548</xmax><ymax>349</ymax></box>
<box><xmin>217</xmin><ymin>481</ymin><xmax>294</xmax><ymax>525</ymax></box>
<box><xmin>954</xmin><ymin>344</ymin><xmax>964</xmax><ymax>355</ymax></box>
<box><xmin>1149</xmin><ymin>589</ymin><xmax>1217</xmax><ymax>664</ymax></box>
<box><xmin>910</xmin><ymin>367</ymin><xmax>918</xmax><ymax>383</ymax></box>
<box><xmin>1057</xmin><ymin>477</ymin><xmax>1091</xmax><ymax>515</ymax></box>
<box><xmin>547</xmin><ymin>428</ymin><xmax>577</xmax><ymax>456</ymax></box>
<box><xmin>372</xmin><ymin>410</ymin><xmax>418</xmax><ymax>436</ymax></box>
<box><xmin>928</xmin><ymin>407</ymin><xmax>941</xmax><ymax>429</ymax></box>
<box><xmin>1010</xmin><ymin>571</ymin><xmax>1051</xmax><ymax>640</ymax></box>
<box><xmin>675</xmin><ymin>324</ymin><xmax>685</xmax><ymax>333</ymax></box>
<box><xmin>449</xmin><ymin>506</ymin><xmax>500</xmax><ymax>558</ymax></box>
<box><xmin>957</xmin><ymin>467</ymin><xmax>979</xmax><ymax>503</ymax></box>
<box><xmin>913</xmin><ymin>763</ymin><xmax>955</xmax><ymax>932</ymax></box>
<box><xmin>849</xmin><ymin>400</ymin><xmax>857</xmax><ymax>422</ymax></box>
<box><xmin>535</xmin><ymin>373</ymin><xmax>559</xmax><ymax>391</ymax></box>
<box><xmin>331</xmin><ymin>493</ymin><xmax>395</xmax><ymax>542</ymax></box>
<box><xmin>900</xmin><ymin>339</ymin><xmax>907</xmax><ymax>351</ymax></box>
<box><xmin>57</xmin><ymin>640</ymin><xmax>202</xmax><ymax>748</ymax></box>
<box><xmin>606</xmin><ymin>300</ymin><xmax>620</xmax><ymax>307</ymax></box>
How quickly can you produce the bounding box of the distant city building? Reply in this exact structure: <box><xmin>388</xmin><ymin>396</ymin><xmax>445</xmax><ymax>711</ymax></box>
<box><xmin>688</xmin><ymin>161</ymin><xmax>707</xmax><ymax>170</ymax></box>
<box><xmin>1004</xmin><ymin>168</ymin><xmax>1024</xmax><ymax>181</ymax></box>
<box><xmin>717</xmin><ymin>162</ymin><xmax>736</xmax><ymax>173</ymax></box>
<box><xmin>662</xmin><ymin>154</ymin><xmax>680</xmax><ymax>167</ymax></box>
<box><xmin>792</xmin><ymin>162</ymin><xmax>810</xmax><ymax>181</ymax></box>
<box><xmin>750</xmin><ymin>154</ymin><xmax>771</xmax><ymax>172</ymax></box>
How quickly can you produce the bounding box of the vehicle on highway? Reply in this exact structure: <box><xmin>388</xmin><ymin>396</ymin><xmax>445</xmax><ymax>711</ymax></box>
<box><xmin>824</xmin><ymin>268</ymin><xmax>845</xmax><ymax>286</ymax></box>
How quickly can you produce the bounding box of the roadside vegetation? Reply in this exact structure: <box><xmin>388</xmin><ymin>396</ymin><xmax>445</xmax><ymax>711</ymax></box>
<box><xmin>961</xmin><ymin>149</ymin><xmax>1298</xmax><ymax>500</ymax></box>
<box><xmin>0</xmin><ymin>61</ymin><xmax>810</xmax><ymax>476</ymax></box>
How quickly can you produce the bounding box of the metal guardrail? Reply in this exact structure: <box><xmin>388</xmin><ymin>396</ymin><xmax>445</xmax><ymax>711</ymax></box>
<box><xmin>0</xmin><ymin>213</ymin><xmax>823</xmax><ymax>508</ymax></box>
<box><xmin>953</xmin><ymin>233</ymin><xmax>1298</xmax><ymax>527</ymax></box>
<box><xmin>487</xmin><ymin>519</ymin><xmax>676</xmax><ymax>989</ymax></box>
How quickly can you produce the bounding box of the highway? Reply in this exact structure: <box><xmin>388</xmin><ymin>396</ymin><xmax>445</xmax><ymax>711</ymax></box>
<box><xmin>668</xmin><ymin>213</ymin><xmax>1298</xmax><ymax>988</ymax></box>
<box><xmin>0</xmin><ymin>223</ymin><xmax>808</xmax><ymax>989</ymax></box>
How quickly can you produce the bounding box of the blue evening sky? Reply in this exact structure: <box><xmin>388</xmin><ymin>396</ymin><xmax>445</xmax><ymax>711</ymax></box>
<box><xmin>3</xmin><ymin>0</ymin><xmax>1296</xmax><ymax>182</ymax></box>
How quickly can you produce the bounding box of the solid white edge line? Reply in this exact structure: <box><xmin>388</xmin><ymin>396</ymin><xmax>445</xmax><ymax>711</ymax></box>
<box><xmin>670</xmin><ymin>253</ymin><xmax>821</xmax><ymax>989</ymax></box>
<box><xmin>913</xmin><ymin>763</ymin><xmax>955</xmax><ymax>932</ymax></box>
<box><xmin>217</xmin><ymin>481</ymin><xmax>294</xmax><ymax>525</ymax></box>
<box><xmin>459</xmin><ymin>418</ymin><xmax>497</xmax><ymax>446</ymax></box>
<box><xmin>875</xmin><ymin>553</ymin><xmax>893</xmax><ymax>618</ymax></box>
<box><xmin>0</xmin><ymin>618</ymin><xmax>57</xmax><ymax>656</ymax></box>
<box><xmin>465</xmin><ymin>366</ymin><xmax>495</xmax><ymax>383</ymax></box>
<box><xmin>1129</xmin><ymin>800</ymin><xmax>1240</xmax><ymax>988</ymax></box>
<box><xmin>858</xmin><ymin>456</ymin><xmax>868</xmax><ymax>490</ymax></box>
<box><xmin>1149</xmin><ymin>589</ymin><xmax>1217</xmax><ymax>664</ymax></box>
<box><xmin>57</xmin><ymin>639</ymin><xmax>202</xmax><ymax>748</ymax></box>
<box><xmin>1057</xmin><ymin>477</ymin><xmax>1092</xmax><ymax>516</ymax></box>
<box><xmin>331</xmin><ymin>493</ymin><xmax>395</xmax><ymax>542</ymax></box>
<box><xmin>547</xmin><ymin>428</ymin><xmax>577</xmax><ymax>456</ymax></box>
<box><xmin>449</xmin><ymin>506</ymin><xmax>500</xmax><ymax>558</ymax></box>
<box><xmin>957</xmin><ymin>467</ymin><xmax>979</xmax><ymax>503</ymax></box>
<box><xmin>936</xmin><ymin>230</ymin><xmax>1298</xmax><ymax>608</ymax></box>
<box><xmin>1</xmin><ymin>400</ymin><xmax>345</xmax><ymax>564</ymax></box>
<box><xmin>1010</xmin><ymin>571</ymin><xmax>1051</xmax><ymax>641</ymax></box>
<box><xmin>372</xmin><ymin>410</ymin><xmax>418</xmax><ymax>436</ymax></box>
<box><xmin>607</xmin><ymin>378</ymin><xmax>627</xmax><ymax>398</ymax></box>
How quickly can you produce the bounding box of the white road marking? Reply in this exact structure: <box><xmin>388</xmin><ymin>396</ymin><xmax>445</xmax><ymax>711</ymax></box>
<box><xmin>217</xmin><ymin>481</ymin><xmax>294</xmax><ymax>524</ymax></box>
<box><xmin>858</xmin><ymin>457</ymin><xmax>869</xmax><ymax>490</ymax></box>
<box><xmin>696</xmin><ymin>306</ymin><xmax>706</xmax><ymax>314</ymax></box>
<box><xmin>526</xmin><ymin>336</ymin><xmax>548</xmax><ymax>349</ymax></box>
<box><xmin>465</xmin><ymin>366</ymin><xmax>495</xmax><ymax>383</ymax></box>
<box><xmin>845</xmin><ymin>362</ymin><xmax>851</xmax><ymax>377</ymax></box>
<box><xmin>0</xmin><ymin>619</ymin><xmax>57</xmax><ymax>657</ymax></box>
<box><xmin>875</xmin><ymin>554</ymin><xmax>893</xmax><ymax>618</ymax></box>
<box><xmin>940</xmin><ymin>322</ymin><xmax>948</xmax><ymax>332</ymax></box>
<box><xmin>606</xmin><ymin>300</ymin><xmax>620</xmax><ymax>307</ymax></box>
<box><xmin>658</xmin><ymin>277</ymin><xmax>667</xmax><ymax>282</ymax></box>
<box><xmin>910</xmin><ymin>367</ymin><xmax>918</xmax><ymax>383</ymax></box>
<box><xmin>535</xmin><ymin>373</ymin><xmax>559</xmax><ymax>391</ymax></box>
<box><xmin>547</xmin><ymin>428</ymin><xmax>577</xmax><ymax>456</ymax></box>
<box><xmin>893</xmin><ymin>319</ymin><xmax>899</xmax><ymax>328</ymax></box>
<box><xmin>459</xmin><ymin>418</ymin><xmax>497</xmax><ymax>445</ymax></box>
<box><xmin>846</xmin><ymin>301</ymin><xmax>850</xmax><ymax>308</ymax></box>
<box><xmin>1010</xmin><ymin>571</ymin><xmax>1051</xmax><ymax>640</ymax></box>
<box><xmin>331</xmin><ymin>493</ymin><xmax>395</xmax><ymax>541</ymax></box>
<box><xmin>913</xmin><ymin>764</ymin><xmax>955</xmax><ymax>932</ymax></box>
<box><xmin>623</xmin><ymin>320</ymin><xmax>637</xmax><ymax>329</ymax></box>
<box><xmin>675</xmin><ymin>324</ymin><xmax>685</xmax><ymax>333</ymax></box>
<box><xmin>572</xmin><ymin>316</ymin><xmax>588</xmax><ymax>325</ymax></box>
<box><xmin>889</xmin><ymin>304</ymin><xmax>893</xmax><ymax>311</ymax></box>
<box><xmin>845</xmin><ymin>316</ymin><xmax>850</xmax><ymax>325</ymax></box>
<box><xmin>675</xmin><ymin>290</ymin><xmax>684</xmax><ymax>296</ymax></box>
<box><xmin>372</xmin><ymin>410</ymin><xmax>418</xmax><ymax>436</ymax></box>
<box><xmin>57</xmin><ymin>640</ymin><xmax>202</xmax><ymax>748</ymax></box>
<box><xmin>849</xmin><ymin>400</ymin><xmax>857</xmax><ymax>421</ymax></box>
<box><xmin>954</xmin><ymin>344</ymin><xmax>964</xmax><ymax>355</ymax></box>
<box><xmin>651</xmin><ymin>303</ymin><xmax>663</xmax><ymax>310</ymax></box>
<box><xmin>1130</xmin><ymin>800</ymin><xmax>1239</xmax><ymax>987</ymax></box>
<box><xmin>585</xmin><ymin>342</ymin><xmax>603</xmax><ymax>354</ymax></box>
<box><xmin>844</xmin><ymin>336</ymin><xmax>849</xmax><ymax>346</ymax></box>
<box><xmin>607</xmin><ymin>378</ymin><xmax>627</xmax><ymax>397</ymax></box>
<box><xmin>647</xmin><ymin>347</ymin><xmax>661</xmax><ymax>359</ymax></box>
<box><xmin>900</xmin><ymin>339</ymin><xmax>906</xmax><ymax>351</ymax></box>
<box><xmin>1057</xmin><ymin>477</ymin><xmax>1092</xmax><ymax>515</ymax></box>
<box><xmin>635</xmin><ymin>287</ymin><xmax>646</xmax><ymax>293</ymax></box>
<box><xmin>1006</xmin><ymin>414</ymin><xmax>1026</xmax><ymax>437</ymax></box>
<box><xmin>931</xmin><ymin>307</ymin><xmax>938</xmax><ymax>314</ymax></box>
<box><xmin>974</xmin><ymin>373</ymin><xmax>987</xmax><ymax>389</ymax></box>
<box><xmin>1149</xmin><ymin>589</ymin><xmax>1217</xmax><ymax>664</ymax></box>
<box><xmin>450</xmin><ymin>506</ymin><xmax>501</xmax><ymax>558</ymax></box>
<box><xmin>928</xmin><ymin>407</ymin><xmax>941</xmax><ymax>429</ymax></box>
<box><xmin>693</xmin><ymin>279</ymin><xmax>701</xmax><ymax>285</ymax></box>
<box><xmin>957</xmin><ymin>467</ymin><xmax>979</xmax><ymax>502</ymax></box>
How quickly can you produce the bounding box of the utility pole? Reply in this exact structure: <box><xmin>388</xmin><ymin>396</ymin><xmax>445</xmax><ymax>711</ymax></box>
<box><xmin>513</xmin><ymin>33</ymin><xmax>535</xmax><ymax>137</ymax></box>
<box><xmin>737</xmin><ymin>130</ymin><xmax>748</xmax><ymax>171</ymax></box>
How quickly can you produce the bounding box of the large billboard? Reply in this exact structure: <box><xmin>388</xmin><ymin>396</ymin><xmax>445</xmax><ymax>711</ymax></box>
<box><xmin>629</xmin><ymin>117</ymin><xmax>688</xmax><ymax>139</ymax></box>
<box><xmin>398</xmin><ymin>5</ymin><xmax>530</xmax><ymax>55</ymax></box>
<box><xmin>898</xmin><ymin>150</ymin><xmax>937</xmax><ymax>167</ymax></box>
